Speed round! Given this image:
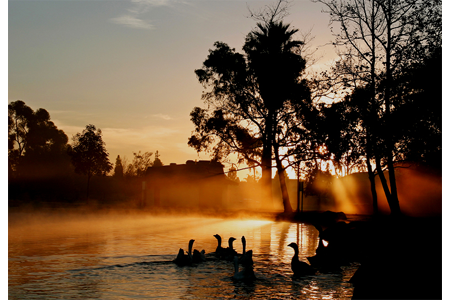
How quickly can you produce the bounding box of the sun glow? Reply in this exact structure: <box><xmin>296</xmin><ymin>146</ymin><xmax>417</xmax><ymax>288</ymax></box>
<box><xmin>330</xmin><ymin>176</ymin><xmax>361</xmax><ymax>214</ymax></box>
<box><xmin>318</xmin><ymin>145</ymin><xmax>328</xmax><ymax>155</ymax></box>
<box><xmin>237</xmin><ymin>219</ymin><xmax>273</xmax><ymax>228</ymax></box>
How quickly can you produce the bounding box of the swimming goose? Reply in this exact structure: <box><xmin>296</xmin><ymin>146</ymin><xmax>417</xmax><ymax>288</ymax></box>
<box><xmin>173</xmin><ymin>239</ymin><xmax>194</xmax><ymax>266</ymax></box>
<box><xmin>213</xmin><ymin>234</ymin><xmax>226</xmax><ymax>258</ymax></box>
<box><xmin>228</xmin><ymin>237</ymin><xmax>237</xmax><ymax>251</ymax></box>
<box><xmin>239</xmin><ymin>236</ymin><xmax>253</xmax><ymax>266</ymax></box>
<box><xmin>173</xmin><ymin>248</ymin><xmax>187</xmax><ymax>266</ymax></box>
<box><xmin>287</xmin><ymin>242</ymin><xmax>314</xmax><ymax>277</ymax></box>
<box><xmin>192</xmin><ymin>246</ymin><xmax>206</xmax><ymax>263</ymax></box>
<box><xmin>223</xmin><ymin>237</ymin><xmax>238</xmax><ymax>261</ymax></box>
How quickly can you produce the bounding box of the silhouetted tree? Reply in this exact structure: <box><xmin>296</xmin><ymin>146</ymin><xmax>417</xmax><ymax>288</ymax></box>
<box><xmin>113</xmin><ymin>155</ymin><xmax>124</xmax><ymax>178</ymax></box>
<box><xmin>8</xmin><ymin>100</ymin><xmax>71</xmax><ymax>180</ymax></box>
<box><xmin>190</xmin><ymin>1</ymin><xmax>314</xmax><ymax>213</ymax></box>
<box><xmin>125</xmin><ymin>151</ymin><xmax>153</xmax><ymax>177</ymax></box>
<box><xmin>8</xmin><ymin>100</ymin><xmax>31</xmax><ymax>175</ymax></box>
<box><xmin>153</xmin><ymin>150</ymin><xmax>164</xmax><ymax>167</ymax></box>
<box><xmin>247</xmin><ymin>0</ymin><xmax>291</xmax><ymax>24</ymax></box>
<box><xmin>70</xmin><ymin>124</ymin><xmax>112</xmax><ymax>200</ymax></box>
<box><xmin>8</xmin><ymin>101</ymin><xmax>33</xmax><ymax>166</ymax></box>
<box><xmin>245</xmin><ymin>17</ymin><xmax>318</xmax><ymax>213</ymax></box>
<box><xmin>244</xmin><ymin>173</ymin><xmax>259</xmax><ymax>184</ymax></box>
<box><xmin>389</xmin><ymin>46</ymin><xmax>442</xmax><ymax>170</ymax></box>
<box><xmin>227</xmin><ymin>165</ymin><xmax>240</xmax><ymax>182</ymax></box>
<box><xmin>317</xmin><ymin>85</ymin><xmax>380</xmax><ymax>213</ymax></box>
<box><xmin>318</xmin><ymin>99</ymin><xmax>365</xmax><ymax>176</ymax></box>
<box><xmin>314</xmin><ymin>0</ymin><xmax>441</xmax><ymax>215</ymax></box>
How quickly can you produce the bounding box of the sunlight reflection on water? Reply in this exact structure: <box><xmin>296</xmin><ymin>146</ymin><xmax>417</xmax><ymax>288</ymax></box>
<box><xmin>9</xmin><ymin>213</ymin><xmax>357</xmax><ymax>299</ymax></box>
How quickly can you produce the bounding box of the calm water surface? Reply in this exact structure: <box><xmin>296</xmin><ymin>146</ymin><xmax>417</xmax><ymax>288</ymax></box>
<box><xmin>9</xmin><ymin>212</ymin><xmax>359</xmax><ymax>299</ymax></box>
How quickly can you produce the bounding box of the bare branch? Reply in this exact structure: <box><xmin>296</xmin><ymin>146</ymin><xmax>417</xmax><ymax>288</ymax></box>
<box><xmin>247</xmin><ymin>0</ymin><xmax>292</xmax><ymax>24</ymax></box>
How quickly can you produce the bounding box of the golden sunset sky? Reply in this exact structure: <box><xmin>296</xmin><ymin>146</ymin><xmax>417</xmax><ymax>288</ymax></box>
<box><xmin>8</xmin><ymin>0</ymin><xmax>446</xmax><ymax>178</ymax></box>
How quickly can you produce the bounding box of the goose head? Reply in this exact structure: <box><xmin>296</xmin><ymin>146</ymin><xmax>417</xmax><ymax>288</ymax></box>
<box><xmin>228</xmin><ymin>237</ymin><xmax>236</xmax><ymax>248</ymax></box>
<box><xmin>287</xmin><ymin>242</ymin><xmax>299</xmax><ymax>251</ymax></box>
<box><xmin>214</xmin><ymin>234</ymin><xmax>222</xmax><ymax>244</ymax></box>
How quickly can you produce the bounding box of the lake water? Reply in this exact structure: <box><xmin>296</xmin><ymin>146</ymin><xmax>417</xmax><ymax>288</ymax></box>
<box><xmin>9</xmin><ymin>211</ymin><xmax>359</xmax><ymax>299</ymax></box>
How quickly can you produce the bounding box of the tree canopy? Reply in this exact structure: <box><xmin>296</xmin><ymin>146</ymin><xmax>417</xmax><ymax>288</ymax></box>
<box><xmin>113</xmin><ymin>155</ymin><xmax>124</xmax><ymax>178</ymax></box>
<box><xmin>70</xmin><ymin>124</ymin><xmax>112</xmax><ymax>199</ymax></box>
<box><xmin>153</xmin><ymin>150</ymin><xmax>164</xmax><ymax>168</ymax></box>
<box><xmin>8</xmin><ymin>100</ymin><xmax>71</xmax><ymax>179</ymax></box>
<box><xmin>315</xmin><ymin>0</ymin><xmax>441</xmax><ymax>215</ymax></box>
<box><xmin>124</xmin><ymin>151</ymin><xmax>153</xmax><ymax>177</ymax></box>
<box><xmin>190</xmin><ymin>17</ymin><xmax>316</xmax><ymax>212</ymax></box>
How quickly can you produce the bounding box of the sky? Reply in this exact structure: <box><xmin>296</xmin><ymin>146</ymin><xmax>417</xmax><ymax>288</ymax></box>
<box><xmin>8</xmin><ymin>0</ymin><xmax>341</xmax><ymax>177</ymax></box>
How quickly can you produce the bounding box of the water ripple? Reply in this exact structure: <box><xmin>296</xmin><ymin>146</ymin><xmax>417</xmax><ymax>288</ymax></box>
<box><xmin>9</xmin><ymin>215</ymin><xmax>359</xmax><ymax>299</ymax></box>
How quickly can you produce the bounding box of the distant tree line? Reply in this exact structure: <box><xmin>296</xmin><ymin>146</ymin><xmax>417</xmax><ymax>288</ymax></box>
<box><xmin>8</xmin><ymin>100</ymin><xmax>164</xmax><ymax>208</ymax></box>
<box><xmin>189</xmin><ymin>0</ymin><xmax>441</xmax><ymax>215</ymax></box>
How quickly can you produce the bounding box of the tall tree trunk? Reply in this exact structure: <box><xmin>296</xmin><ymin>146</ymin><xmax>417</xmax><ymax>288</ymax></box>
<box><xmin>382</xmin><ymin>0</ymin><xmax>401</xmax><ymax>216</ymax></box>
<box><xmin>366</xmin><ymin>156</ymin><xmax>378</xmax><ymax>215</ymax></box>
<box><xmin>368</xmin><ymin>0</ymin><xmax>378</xmax><ymax>216</ymax></box>
<box><xmin>261</xmin><ymin>113</ymin><xmax>274</xmax><ymax>209</ymax></box>
<box><xmin>374</xmin><ymin>152</ymin><xmax>400</xmax><ymax>215</ymax></box>
<box><xmin>374</xmin><ymin>154</ymin><xmax>390</xmax><ymax>197</ymax></box>
<box><xmin>386</xmin><ymin>157</ymin><xmax>400</xmax><ymax>215</ymax></box>
<box><xmin>274</xmin><ymin>143</ymin><xmax>293</xmax><ymax>214</ymax></box>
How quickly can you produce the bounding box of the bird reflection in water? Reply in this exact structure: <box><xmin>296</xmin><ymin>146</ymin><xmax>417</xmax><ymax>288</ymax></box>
<box><xmin>232</xmin><ymin>255</ymin><xmax>256</xmax><ymax>281</ymax></box>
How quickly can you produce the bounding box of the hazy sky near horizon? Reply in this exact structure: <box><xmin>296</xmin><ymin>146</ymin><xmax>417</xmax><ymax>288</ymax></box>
<box><xmin>9</xmin><ymin>0</ymin><xmax>340</xmax><ymax>175</ymax></box>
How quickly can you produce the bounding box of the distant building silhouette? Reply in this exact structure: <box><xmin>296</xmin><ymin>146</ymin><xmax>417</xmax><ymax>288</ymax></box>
<box><xmin>142</xmin><ymin>159</ymin><xmax>379</xmax><ymax>214</ymax></box>
<box><xmin>144</xmin><ymin>160</ymin><xmax>229</xmax><ymax>210</ymax></box>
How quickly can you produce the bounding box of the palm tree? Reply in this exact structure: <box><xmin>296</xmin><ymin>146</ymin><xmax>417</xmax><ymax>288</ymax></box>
<box><xmin>243</xmin><ymin>21</ymin><xmax>309</xmax><ymax>214</ymax></box>
<box><xmin>244</xmin><ymin>21</ymin><xmax>305</xmax><ymax>110</ymax></box>
<box><xmin>191</xmin><ymin>19</ymin><xmax>312</xmax><ymax>214</ymax></box>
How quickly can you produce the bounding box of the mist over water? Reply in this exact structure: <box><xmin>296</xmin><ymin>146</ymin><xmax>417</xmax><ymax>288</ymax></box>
<box><xmin>9</xmin><ymin>212</ymin><xmax>358</xmax><ymax>299</ymax></box>
<box><xmin>8</xmin><ymin>162</ymin><xmax>442</xmax><ymax>299</ymax></box>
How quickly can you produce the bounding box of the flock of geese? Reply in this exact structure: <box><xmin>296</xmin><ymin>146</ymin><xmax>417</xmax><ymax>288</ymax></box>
<box><xmin>173</xmin><ymin>235</ymin><xmax>255</xmax><ymax>280</ymax></box>
<box><xmin>173</xmin><ymin>234</ymin><xmax>334</xmax><ymax>281</ymax></box>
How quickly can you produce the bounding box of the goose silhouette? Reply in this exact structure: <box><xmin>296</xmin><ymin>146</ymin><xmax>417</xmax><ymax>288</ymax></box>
<box><xmin>287</xmin><ymin>242</ymin><xmax>314</xmax><ymax>277</ymax></box>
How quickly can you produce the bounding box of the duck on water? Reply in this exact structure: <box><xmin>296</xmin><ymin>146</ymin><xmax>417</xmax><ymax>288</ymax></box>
<box><xmin>173</xmin><ymin>239</ymin><xmax>194</xmax><ymax>266</ymax></box>
<box><xmin>213</xmin><ymin>234</ymin><xmax>238</xmax><ymax>261</ymax></box>
<box><xmin>287</xmin><ymin>242</ymin><xmax>315</xmax><ymax>277</ymax></box>
<box><xmin>238</xmin><ymin>236</ymin><xmax>253</xmax><ymax>266</ymax></box>
<box><xmin>213</xmin><ymin>234</ymin><xmax>224</xmax><ymax>255</ymax></box>
<box><xmin>174</xmin><ymin>237</ymin><xmax>318</xmax><ymax>281</ymax></box>
<box><xmin>173</xmin><ymin>239</ymin><xmax>206</xmax><ymax>266</ymax></box>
